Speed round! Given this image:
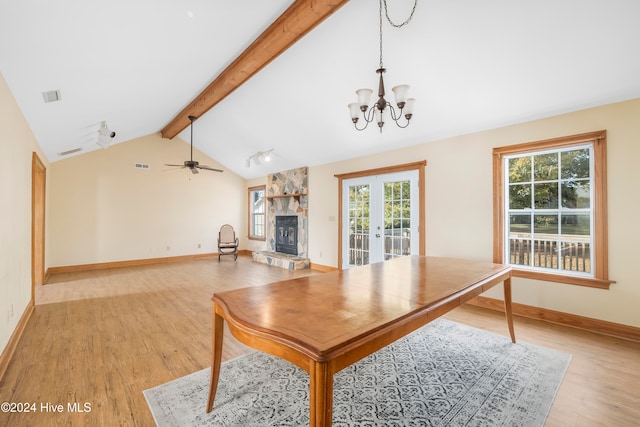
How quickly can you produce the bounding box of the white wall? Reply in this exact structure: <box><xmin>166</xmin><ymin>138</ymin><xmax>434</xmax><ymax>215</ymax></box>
<box><xmin>0</xmin><ymin>73</ymin><xmax>50</xmax><ymax>353</ymax></box>
<box><xmin>49</xmin><ymin>133</ymin><xmax>247</xmax><ymax>266</ymax></box>
<box><xmin>307</xmin><ymin>98</ymin><xmax>640</xmax><ymax>328</ymax></box>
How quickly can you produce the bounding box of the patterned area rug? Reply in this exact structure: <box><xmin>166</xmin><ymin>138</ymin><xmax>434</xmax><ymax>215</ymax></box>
<box><xmin>144</xmin><ymin>319</ymin><xmax>571</xmax><ymax>426</ymax></box>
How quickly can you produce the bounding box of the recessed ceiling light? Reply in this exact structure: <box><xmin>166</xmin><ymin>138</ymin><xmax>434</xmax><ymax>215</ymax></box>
<box><xmin>187</xmin><ymin>10</ymin><xmax>194</xmax><ymax>19</ymax></box>
<box><xmin>42</xmin><ymin>90</ymin><xmax>61</xmax><ymax>103</ymax></box>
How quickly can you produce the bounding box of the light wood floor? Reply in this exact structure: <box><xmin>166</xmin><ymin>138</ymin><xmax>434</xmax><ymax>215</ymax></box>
<box><xmin>0</xmin><ymin>256</ymin><xmax>638</xmax><ymax>426</ymax></box>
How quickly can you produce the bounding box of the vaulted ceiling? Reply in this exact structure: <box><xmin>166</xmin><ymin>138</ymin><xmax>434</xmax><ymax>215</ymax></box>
<box><xmin>2</xmin><ymin>0</ymin><xmax>639</xmax><ymax>179</ymax></box>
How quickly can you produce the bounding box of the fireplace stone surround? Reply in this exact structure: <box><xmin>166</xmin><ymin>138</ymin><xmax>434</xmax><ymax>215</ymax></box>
<box><xmin>252</xmin><ymin>167</ymin><xmax>310</xmax><ymax>270</ymax></box>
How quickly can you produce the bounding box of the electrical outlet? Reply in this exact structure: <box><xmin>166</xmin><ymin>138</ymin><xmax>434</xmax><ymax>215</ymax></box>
<box><xmin>197</xmin><ymin>243</ymin><xmax>201</xmax><ymax>249</ymax></box>
<box><xmin>166</xmin><ymin>246</ymin><xmax>171</xmax><ymax>252</ymax></box>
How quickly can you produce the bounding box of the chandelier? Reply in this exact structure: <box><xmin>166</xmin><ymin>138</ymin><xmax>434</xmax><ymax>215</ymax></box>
<box><xmin>348</xmin><ymin>0</ymin><xmax>417</xmax><ymax>132</ymax></box>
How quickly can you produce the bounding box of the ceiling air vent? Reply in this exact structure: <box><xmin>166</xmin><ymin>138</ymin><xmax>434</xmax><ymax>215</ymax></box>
<box><xmin>57</xmin><ymin>147</ymin><xmax>82</xmax><ymax>157</ymax></box>
<box><xmin>42</xmin><ymin>90</ymin><xmax>62</xmax><ymax>103</ymax></box>
<box><xmin>134</xmin><ymin>163</ymin><xmax>150</xmax><ymax>170</ymax></box>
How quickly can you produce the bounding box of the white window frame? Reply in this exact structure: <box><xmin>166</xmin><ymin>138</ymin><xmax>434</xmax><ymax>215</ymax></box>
<box><xmin>503</xmin><ymin>144</ymin><xmax>594</xmax><ymax>277</ymax></box>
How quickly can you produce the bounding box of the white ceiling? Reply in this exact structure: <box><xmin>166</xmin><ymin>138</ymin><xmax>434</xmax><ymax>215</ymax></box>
<box><xmin>2</xmin><ymin>0</ymin><xmax>639</xmax><ymax>179</ymax></box>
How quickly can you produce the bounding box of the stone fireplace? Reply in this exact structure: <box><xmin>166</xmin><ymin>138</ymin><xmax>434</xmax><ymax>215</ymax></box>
<box><xmin>252</xmin><ymin>167</ymin><xmax>309</xmax><ymax>270</ymax></box>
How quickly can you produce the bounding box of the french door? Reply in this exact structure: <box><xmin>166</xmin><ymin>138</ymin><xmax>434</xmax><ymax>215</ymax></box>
<box><xmin>342</xmin><ymin>170</ymin><xmax>419</xmax><ymax>268</ymax></box>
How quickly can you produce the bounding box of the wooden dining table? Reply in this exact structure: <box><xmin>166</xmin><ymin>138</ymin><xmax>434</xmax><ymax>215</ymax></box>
<box><xmin>206</xmin><ymin>255</ymin><xmax>515</xmax><ymax>426</ymax></box>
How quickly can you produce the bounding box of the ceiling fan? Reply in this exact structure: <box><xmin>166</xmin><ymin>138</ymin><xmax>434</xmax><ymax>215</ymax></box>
<box><xmin>165</xmin><ymin>115</ymin><xmax>223</xmax><ymax>174</ymax></box>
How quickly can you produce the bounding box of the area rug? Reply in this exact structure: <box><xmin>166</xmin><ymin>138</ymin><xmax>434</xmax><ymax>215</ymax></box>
<box><xmin>144</xmin><ymin>319</ymin><xmax>571</xmax><ymax>426</ymax></box>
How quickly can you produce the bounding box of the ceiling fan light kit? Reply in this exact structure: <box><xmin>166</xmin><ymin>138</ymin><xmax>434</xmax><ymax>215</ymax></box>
<box><xmin>349</xmin><ymin>0</ymin><xmax>417</xmax><ymax>133</ymax></box>
<box><xmin>165</xmin><ymin>115</ymin><xmax>223</xmax><ymax>174</ymax></box>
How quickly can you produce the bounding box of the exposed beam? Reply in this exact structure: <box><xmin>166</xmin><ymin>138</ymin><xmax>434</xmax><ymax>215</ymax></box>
<box><xmin>161</xmin><ymin>0</ymin><xmax>350</xmax><ymax>139</ymax></box>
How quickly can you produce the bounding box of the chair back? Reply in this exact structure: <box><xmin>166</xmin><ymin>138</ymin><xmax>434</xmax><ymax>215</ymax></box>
<box><xmin>219</xmin><ymin>224</ymin><xmax>235</xmax><ymax>243</ymax></box>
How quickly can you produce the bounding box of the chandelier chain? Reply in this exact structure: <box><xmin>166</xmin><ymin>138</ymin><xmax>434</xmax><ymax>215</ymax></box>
<box><xmin>383</xmin><ymin>0</ymin><xmax>418</xmax><ymax>28</ymax></box>
<box><xmin>378</xmin><ymin>0</ymin><xmax>384</xmax><ymax>68</ymax></box>
<box><xmin>379</xmin><ymin>0</ymin><xmax>418</xmax><ymax>68</ymax></box>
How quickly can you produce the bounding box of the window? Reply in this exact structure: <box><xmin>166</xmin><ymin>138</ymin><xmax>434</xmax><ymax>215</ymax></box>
<box><xmin>493</xmin><ymin>131</ymin><xmax>612</xmax><ymax>289</ymax></box>
<box><xmin>248</xmin><ymin>186</ymin><xmax>266</xmax><ymax>240</ymax></box>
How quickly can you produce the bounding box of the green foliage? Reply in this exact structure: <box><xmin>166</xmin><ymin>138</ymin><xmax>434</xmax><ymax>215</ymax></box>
<box><xmin>349</xmin><ymin>185</ymin><xmax>370</xmax><ymax>232</ymax></box>
<box><xmin>349</xmin><ymin>181</ymin><xmax>413</xmax><ymax>233</ymax></box>
<box><xmin>508</xmin><ymin>148</ymin><xmax>590</xmax><ymax>211</ymax></box>
<box><xmin>384</xmin><ymin>181</ymin><xmax>411</xmax><ymax>230</ymax></box>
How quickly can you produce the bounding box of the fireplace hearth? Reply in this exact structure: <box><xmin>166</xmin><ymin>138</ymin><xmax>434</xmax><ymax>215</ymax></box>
<box><xmin>275</xmin><ymin>215</ymin><xmax>298</xmax><ymax>255</ymax></box>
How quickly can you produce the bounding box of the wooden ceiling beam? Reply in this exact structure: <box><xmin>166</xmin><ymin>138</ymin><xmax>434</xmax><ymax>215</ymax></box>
<box><xmin>161</xmin><ymin>0</ymin><xmax>350</xmax><ymax>139</ymax></box>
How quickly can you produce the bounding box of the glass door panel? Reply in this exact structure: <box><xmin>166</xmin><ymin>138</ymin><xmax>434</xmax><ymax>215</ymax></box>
<box><xmin>347</xmin><ymin>183</ymin><xmax>370</xmax><ymax>267</ymax></box>
<box><xmin>383</xmin><ymin>179</ymin><xmax>413</xmax><ymax>260</ymax></box>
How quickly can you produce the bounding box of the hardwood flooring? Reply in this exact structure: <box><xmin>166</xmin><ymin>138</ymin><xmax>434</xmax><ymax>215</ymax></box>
<box><xmin>0</xmin><ymin>256</ymin><xmax>638</xmax><ymax>426</ymax></box>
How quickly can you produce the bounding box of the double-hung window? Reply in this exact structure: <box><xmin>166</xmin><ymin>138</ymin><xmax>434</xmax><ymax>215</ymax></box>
<box><xmin>248</xmin><ymin>186</ymin><xmax>266</xmax><ymax>240</ymax></box>
<box><xmin>493</xmin><ymin>131</ymin><xmax>612</xmax><ymax>289</ymax></box>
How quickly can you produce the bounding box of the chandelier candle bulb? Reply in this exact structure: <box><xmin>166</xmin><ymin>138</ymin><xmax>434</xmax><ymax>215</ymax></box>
<box><xmin>349</xmin><ymin>103</ymin><xmax>361</xmax><ymax>122</ymax></box>
<box><xmin>375</xmin><ymin>108</ymin><xmax>383</xmax><ymax>128</ymax></box>
<box><xmin>404</xmin><ymin>98</ymin><xmax>416</xmax><ymax>118</ymax></box>
<box><xmin>356</xmin><ymin>88</ymin><xmax>373</xmax><ymax>110</ymax></box>
<box><xmin>392</xmin><ymin>84</ymin><xmax>410</xmax><ymax>108</ymax></box>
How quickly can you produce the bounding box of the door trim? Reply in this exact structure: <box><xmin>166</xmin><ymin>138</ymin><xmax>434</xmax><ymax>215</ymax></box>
<box><xmin>31</xmin><ymin>152</ymin><xmax>46</xmax><ymax>295</ymax></box>
<box><xmin>335</xmin><ymin>161</ymin><xmax>426</xmax><ymax>269</ymax></box>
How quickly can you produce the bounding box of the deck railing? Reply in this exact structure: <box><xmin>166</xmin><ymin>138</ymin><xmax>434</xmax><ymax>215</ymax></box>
<box><xmin>509</xmin><ymin>237</ymin><xmax>591</xmax><ymax>273</ymax></box>
<box><xmin>348</xmin><ymin>229</ymin><xmax>410</xmax><ymax>265</ymax></box>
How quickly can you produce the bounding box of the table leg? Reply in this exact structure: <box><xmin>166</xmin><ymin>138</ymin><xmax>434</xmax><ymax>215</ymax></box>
<box><xmin>206</xmin><ymin>310</ymin><xmax>225</xmax><ymax>413</ymax></box>
<box><xmin>309</xmin><ymin>360</ymin><xmax>333</xmax><ymax>427</ymax></box>
<box><xmin>503</xmin><ymin>277</ymin><xmax>516</xmax><ymax>343</ymax></box>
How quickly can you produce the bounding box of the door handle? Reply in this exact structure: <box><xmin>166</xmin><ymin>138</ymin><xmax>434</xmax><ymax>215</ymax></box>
<box><xmin>375</xmin><ymin>233</ymin><xmax>381</xmax><ymax>238</ymax></box>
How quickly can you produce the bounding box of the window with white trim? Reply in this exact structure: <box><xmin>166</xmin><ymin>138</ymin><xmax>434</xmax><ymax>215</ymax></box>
<box><xmin>248</xmin><ymin>186</ymin><xmax>266</xmax><ymax>240</ymax></box>
<box><xmin>505</xmin><ymin>145</ymin><xmax>593</xmax><ymax>275</ymax></box>
<box><xmin>493</xmin><ymin>131</ymin><xmax>612</xmax><ymax>289</ymax></box>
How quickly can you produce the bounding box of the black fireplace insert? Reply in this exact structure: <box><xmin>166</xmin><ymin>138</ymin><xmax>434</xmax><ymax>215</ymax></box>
<box><xmin>275</xmin><ymin>215</ymin><xmax>298</xmax><ymax>255</ymax></box>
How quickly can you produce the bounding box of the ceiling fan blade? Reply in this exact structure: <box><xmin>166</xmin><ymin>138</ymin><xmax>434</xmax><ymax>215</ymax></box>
<box><xmin>191</xmin><ymin>167</ymin><xmax>199</xmax><ymax>174</ymax></box>
<box><xmin>164</xmin><ymin>163</ymin><xmax>185</xmax><ymax>167</ymax></box>
<box><xmin>197</xmin><ymin>165</ymin><xmax>224</xmax><ymax>173</ymax></box>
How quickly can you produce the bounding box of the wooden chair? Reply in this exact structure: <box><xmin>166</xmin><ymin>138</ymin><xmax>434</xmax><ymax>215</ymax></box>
<box><xmin>217</xmin><ymin>224</ymin><xmax>238</xmax><ymax>261</ymax></box>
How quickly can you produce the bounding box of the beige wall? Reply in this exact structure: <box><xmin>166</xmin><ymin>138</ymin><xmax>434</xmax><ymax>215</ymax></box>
<box><xmin>307</xmin><ymin>98</ymin><xmax>640</xmax><ymax>328</ymax></box>
<box><xmin>49</xmin><ymin>133</ymin><xmax>247</xmax><ymax>266</ymax></box>
<box><xmin>0</xmin><ymin>73</ymin><xmax>50</xmax><ymax>353</ymax></box>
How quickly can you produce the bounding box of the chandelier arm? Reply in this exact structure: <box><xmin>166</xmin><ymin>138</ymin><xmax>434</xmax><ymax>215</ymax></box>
<box><xmin>387</xmin><ymin>104</ymin><xmax>400</xmax><ymax>121</ymax></box>
<box><xmin>353</xmin><ymin>119</ymin><xmax>370</xmax><ymax>131</ymax></box>
<box><xmin>363</xmin><ymin>105</ymin><xmax>377</xmax><ymax>123</ymax></box>
<box><xmin>387</xmin><ymin>105</ymin><xmax>412</xmax><ymax>128</ymax></box>
<box><xmin>394</xmin><ymin>119</ymin><xmax>411</xmax><ymax>129</ymax></box>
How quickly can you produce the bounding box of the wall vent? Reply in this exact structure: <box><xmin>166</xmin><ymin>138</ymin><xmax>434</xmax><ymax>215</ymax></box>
<box><xmin>57</xmin><ymin>147</ymin><xmax>82</xmax><ymax>156</ymax></box>
<box><xmin>42</xmin><ymin>90</ymin><xmax>62</xmax><ymax>103</ymax></box>
<box><xmin>134</xmin><ymin>163</ymin><xmax>150</xmax><ymax>169</ymax></box>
